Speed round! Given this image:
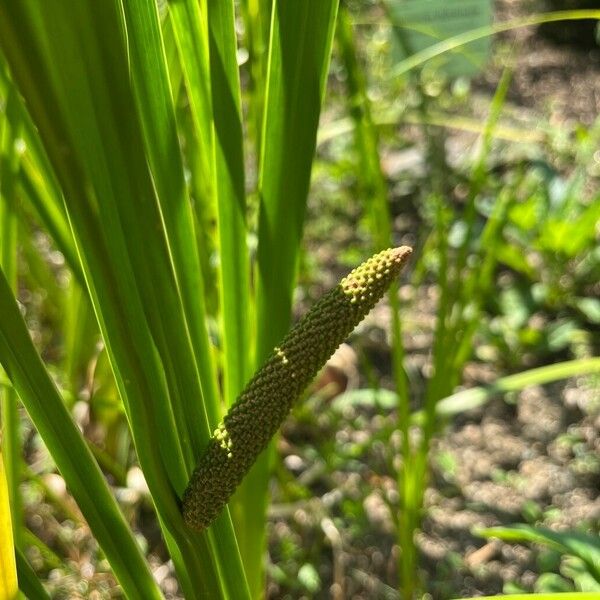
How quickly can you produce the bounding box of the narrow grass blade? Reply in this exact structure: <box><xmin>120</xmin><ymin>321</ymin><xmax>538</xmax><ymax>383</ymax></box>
<box><xmin>208</xmin><ymin>0</ymin><xmax>251</xmax><ymax>408</ymax></box>
<box><xmin>0</xmin><ymin>451</ymin><xmax>18</xmax><ymax>600</ymax></box>
<box><xmin>18</xmin><ymin>165</ymin><xmax>83</xmax><ymax>284</ymax></box>
<box><xmin>121</xmin><ymin>0</ymin><xmax>220</xmax><ymax>439</ymax></box>
<box><xmin>205</xmin><ymin>7</ymin><xmax>255</xmax><ymax>595</ymax></box>
<box><xmin>317</xmin><ymin>111</ymin><xmax>547</xmax><ymax>146</ymax></box>
<box><xmin>0</xmin><ymin>73</ymin><xmax>84</xmax><ymax>284</ymax></box>
<box><xmin>434</xmin><ymin>357</ymin><xmax>600</xmax><ymax>418</ymax></box>
<box><xmin>335</xmin><ymin>15</ymin><xmax>416</xmax><ymax>591</ymax></box>
<box><xmin>239</xmin><ymin>0</ymin><xmax>270</xmax><ymax>156</ymax></box>
<box><xmin>0</xmin><ymin>268</ymin><xmax>163</xmax><ymax>599</ymax></box>
<box><xmin>20</xmin><ymin>529</ymin><xmax>61</xmax><ymax>571</ymax></box>
<box><xmin>169</xmin><ymin>0</ymin><xmax>253</xmax><ymax>411</ymax></box>
<box><xmin>0</xmin><ymin>84</ymin><xmax>22</xmax><ymax>545</ymax></box>
<box><xmin>128</xmin><ymin>3</ymin><xmax>250</xmax><ymax>596</ymax></box>
<box><xmin>336</xmin><ymin>0</ymin><xmax>410</xmax><ymax>431</ymax></box>
<box><xmin>15</xmin><ymin>547</ymin><xmax>51</xmax><ymax>600</ymax></box>
<box><xmin>476</xmin><ymin>525</ymin><xmax>600</xmax><ymax>583</ymax></box>
<box><xmin>237</xmin><ymin>2</ymin><xmax>339</xmax><ymax>594</ymax></box>
<box><xmin>167</xmin><ymin>0</ymin><xmax>215</xmax><ymax>211</ymax></box>
<box><xmin>0</xmin><ymin>2</ymin><xmax>226</xmax><ymax>596</ymax></box>
<box><xmin>457</xmin><ymin>594</ymin><xmax>600</xmax><ymax>600</ymax></box>
<box><xmin>255</xmin><ymin>0</ymin><xmax>339</xmax><ymax>361</ymax></box>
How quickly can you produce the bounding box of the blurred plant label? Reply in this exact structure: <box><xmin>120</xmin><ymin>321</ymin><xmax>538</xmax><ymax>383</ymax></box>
<box><xmin>387</xmin><ymin>0</ymin><xmax>493</xmax><ymax>77</ymax></box>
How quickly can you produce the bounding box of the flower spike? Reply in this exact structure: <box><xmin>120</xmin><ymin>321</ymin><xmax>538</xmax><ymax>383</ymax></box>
<box><xmin>183</xmin><ymin>246</ymin><xmax>412</xmax><ymax>530</ymax></box>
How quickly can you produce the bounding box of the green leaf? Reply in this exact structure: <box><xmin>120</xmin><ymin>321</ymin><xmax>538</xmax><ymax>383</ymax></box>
<box><xmin>0</xmin><ymin>267</ymin><xmax>162</xmax><ymax>600</ymax></box>
<box><xmin>236</xmin><ymin>1</ymin><xmax>339</xmax><ymax>595</ymax></box>
<box><xmin>563</xmin><ymin>557</ymin><xmax>600</xmax><ymax>592</ymax></box>
<box><xmin>433</xmin><ymin>357</ymin><xmax>600</xmax><ymax>419</ymax></box>
<box><xmin>0</xmin><ymin>451</ymin><xmax>17</xmax><ymax>600</ymax></box>
<box><xmin>255</xmin><ymin>0</ymin><xmax>339</xmax><ymax>362</ymax></box>
<box><xmin>208</xmin><ymin>0</ymin><xmax>251</xmax><ymax>409</ymax></box>
<box><xmin>574</xmin><ymin>298</ymin><xmax>600</xmax><ymax>324</ymax></box>
<box><xmin>458</xmin><ymin>594</ymin><xmax>600</xmax><ymax>600</ymax></box>
<box><xmin>15</xmin><ymin>547</ymin><xmax>51</xmax><ymax>600</ymax></box>
<box><xmin>476</xmin><ymin>524</ymin><xmax>600</xmax><ymax>583</ymax></box>
<box><xmin>0</xmin><ymin>2</ymin><xmax>232</xmax><ymax>596</ymax></box>
<box><xmin>1</xmin><ymin>79</ymin><xmax>22</xmax><ymax>548</ymax></box>
<box><xmin>332</xmin><ymin>388</ymin><xmax>398</xmax><ymax>411</ymax></box>
<box><xmin>535</xmin><ymin>573</ymin><xmax>575</xmax><ymax>593</ymax></box>
<box><xmin>121</xmin><ymin>0</ymin><xmax>220</xmax><ymax>437</ymax></box>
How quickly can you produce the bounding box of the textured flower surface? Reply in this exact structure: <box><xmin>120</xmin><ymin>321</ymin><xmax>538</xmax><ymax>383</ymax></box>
<box><xmin>183</xmin><ymin>246</ymin><xmax>412</xmax><ymax>530</ymax></box>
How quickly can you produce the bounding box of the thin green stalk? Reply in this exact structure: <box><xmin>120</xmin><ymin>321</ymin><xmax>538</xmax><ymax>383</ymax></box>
<box><xmin>410</xmin><ymin>188</ymin><xmax>514</xmax><ymax>543</ymax></box>
<box><xmin>0</xmin><ymin>451</ymin><xmax>18</xmax><ymax>600</ymax></box>
<box><xmin>0</xmin><ymin>85</ymin><xmax>21</xmax><ymax>546</ymax></box>
<box><xmin>398</xmin><ymin>69</ymin><xmax>512</xmax><ymax>597</ymax></box>
<box><xmin>336</xmin><ymin>0</ymin><xmax>409</xmax><ymax>439</ymax></box>
<box><xmin>167</xmin><ymin>0</ymin><xmax>215</xmax><ymax>208</ymax></box>
<box><xmin>20</xmin><ymin>529</ymin><xmax>62</xmax><ymax>570</ymax></box>
<box><xmin>449</xmin><ymin>190</ymin><xmax>512</xmax><ymax>376</ymax></box>
<box><xmin>15</xmin><ymin>547</ymin><xmax>51</xmax><ymax>600</ymax></box>
<box><xmin>239</xmin><ymin>0</ymin><xmax>270</xmax><ymax>158</ymax></box>
<box><xmin>439</xmin><ymin>67</ymin><xmax>513</xmax><ymax>394</ymax></box>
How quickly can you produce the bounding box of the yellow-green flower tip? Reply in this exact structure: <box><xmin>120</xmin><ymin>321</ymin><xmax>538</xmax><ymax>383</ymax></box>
<box><xmin>182</xmin><ymin>246</ymin><xmax>412</xmax><ymax>530</ymax></box>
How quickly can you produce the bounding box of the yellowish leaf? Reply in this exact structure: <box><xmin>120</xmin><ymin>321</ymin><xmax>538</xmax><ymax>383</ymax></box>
<box><xmin>0</xmin><ymin>450</ymin><xmax>17</xmax><ymax>600</ymax></box>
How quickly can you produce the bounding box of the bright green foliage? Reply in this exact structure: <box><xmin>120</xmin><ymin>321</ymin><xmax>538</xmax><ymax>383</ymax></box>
<box><xmin>0</xmin><ymin>0</ymin><xmax>343</xmax><ymax>594</ymax></box>
<box><xmin>183</xmin><ymin>247</ymin><xmax>412</xmax><ymax>529</ymax></box>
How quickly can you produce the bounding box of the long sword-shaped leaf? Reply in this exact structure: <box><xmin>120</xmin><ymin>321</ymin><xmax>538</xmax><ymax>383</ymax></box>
<box><xmin>120</xmin><ymin>0</ymin><xmax>219</xmax><ymax>438</ymax></box>
<box><xmin>0</xmin><ymin>83</ymin><xmax>21</xmax><ymax>549</ymax></box>
<box><xmin>122</xmin><ymin>2</ymin><xmax>250</xmax><ymax>598</ymax></box>
<box><xmin>0</xmin><ymin>268</ymin><xmax>162</xmax><ymax>600</ymax></box>
<box><xmin>168</xmin><ymin>0</ymin><xmax>252</xmax><ymax>415</ymax></box>
<box><xmin>0</xmin><ymin>2</ymin><xmax>229</xmax><ymax>596</ymax></box>
<box><xmin>15</xmin><ymin>548</ymin><xmax>51</xmax><ymax>600</ymax></box>
<box><xmin>434</xmin><ymin>357</ymin><xmax>600</xmax><ymax>418</ymax></box>
<box><xmin>237</xmin><ymin>1</ymin><xmax>339</xmax><ymax>594</ymax></box>
<box><xmin>0</xmin><ymin>451</ymin><xmax>17</xmax><ymax>600</ymax></box>
<box><xmin>0</xmin><ymin>0</ymin><xmax>188</xmax><ymax>494</ymax></box>
<box><xmin>0</xmin><ymin>67</ymin><xmax>84</xmax><ymax>286</ymax></box>
<box><xmin>208</xmin><ymin>0</ymin><xmax>251</xmax><ymax>409</ymax></box>
<box><xmin>255</xmin><ymin>0</ymin><xmax>339</xmax><ymax>361</ymax></box>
